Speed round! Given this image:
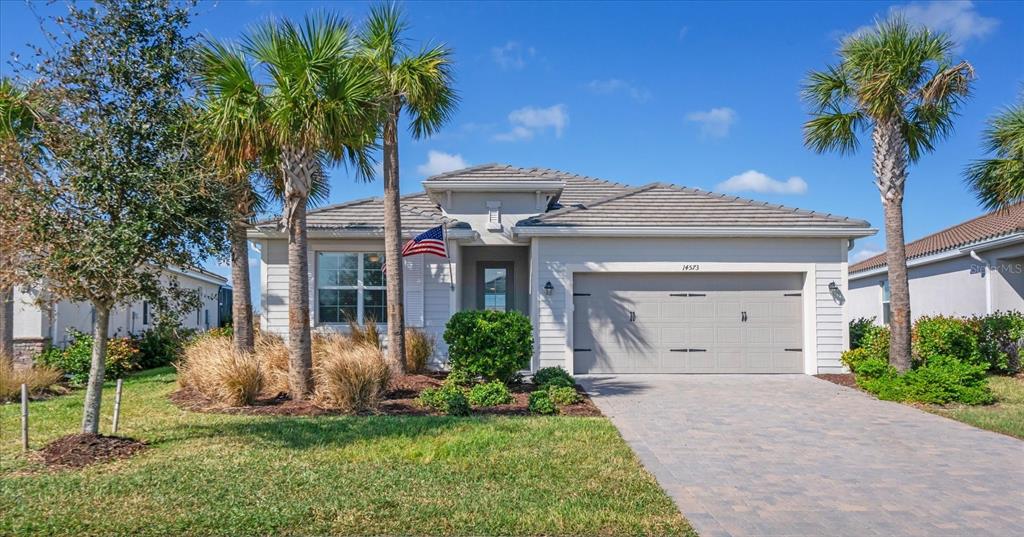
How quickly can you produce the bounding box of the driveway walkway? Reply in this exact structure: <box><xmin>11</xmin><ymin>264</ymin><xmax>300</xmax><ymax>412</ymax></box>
<box><xmin>579</xmin><ymin>375</ymin><xmax>1024</xmax><ymax>537</ymax></box>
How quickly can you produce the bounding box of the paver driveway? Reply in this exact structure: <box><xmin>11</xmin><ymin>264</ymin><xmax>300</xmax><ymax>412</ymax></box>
<box><xmin>579</xmin><ymin>375</ymin><xmax>1024</xmax><ymax>537</ymax></box>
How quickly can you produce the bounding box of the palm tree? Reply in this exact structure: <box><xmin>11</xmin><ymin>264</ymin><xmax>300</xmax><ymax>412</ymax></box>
<box><xmin>803</xmin><ymin>18</ymin><xmax>973</xmax><ymax>372</ymax></box>
<box><xmin>198</xmin><ymin>14</ymin><xmax>378</xmax><ymax>398</ymax></box>
<box><xmin>965</xmin><ymin>98</ymin><xmax>1024</xmax><ymax>209</ymax></box>
<box><xmin>0</xmin><ymin>78</ymin><xmax>46</xmax><ymax>359</ymax></box>
<box><xmin>358</xmin><ymin>4</ymin><xmax>457</xmax><ymax>376</ymax></box>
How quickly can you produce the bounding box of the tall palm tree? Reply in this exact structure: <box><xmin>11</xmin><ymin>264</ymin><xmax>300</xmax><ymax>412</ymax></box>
<box><xmin>358</xmin><ymin>4</ymin><xmax>457</xmax><ymax>375</ymax></box>
<box><xmin>803</xmin><ymin>18</ymin><xmax>973</xmax><ymax>372</ymax></box>
<box><xmin>198</xmin><ymin>14</ymin><xmax>378</xmax><ymax>398</ymax></box>
<box><xmin>965</xmin><ymin>98</ymin><xmax>1024</xmax><ymax>209</ymax></box>
<box><xmin>0</xmin><ymin>78</ymin><xmax>46</xmax><ymax>359</ymax></box>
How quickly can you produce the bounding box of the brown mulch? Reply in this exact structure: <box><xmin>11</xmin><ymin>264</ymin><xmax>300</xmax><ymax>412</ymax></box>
<box><xmin>815</xmin><ymin>373</ymin><xmax>860</xmax><ymax>389</ymax></box>
<box><xmin>38</xmin><ymin>433</ymin><xmax>147</xmax><ymax>469</ymax></box>
<box><xmin>170</xmin><ymin>371</ymin><xmax>603</xmax><ymax>417</ymax></box>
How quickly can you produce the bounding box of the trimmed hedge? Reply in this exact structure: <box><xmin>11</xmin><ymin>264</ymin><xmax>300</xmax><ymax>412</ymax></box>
<box><xmin>444</xmin><ymin>310</ymin><xmax>533</xmax><ymax>383</ymax></box>
<box><xmin>912</xmin><ymin>316</ymin><xmax>981</xmax><ymax>366</ymax></box>
<box><xmin>36</xmin><ymin>330</ymin><xmax>140</xmax><ymax>385</ymax></box>
<box><xmin>976</xmin><ymin>311</ymin><xmax>1024</xmax><ymax>374</ymax></box>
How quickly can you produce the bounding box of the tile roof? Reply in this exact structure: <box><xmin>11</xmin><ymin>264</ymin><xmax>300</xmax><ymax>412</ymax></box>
<box><xmin>850</xmin><ymin>201</ymin><xmax>1024</xmax><ymax>273</ymax></box>
<box><xmin>253</xmin><ymin>164</ymin><xmax>872</xmax><ymax>236</ymax></box>
<box><xmin>522</xmin><ymin>183</ymin><xmax>871</xmax><ymax>229</ymax></box>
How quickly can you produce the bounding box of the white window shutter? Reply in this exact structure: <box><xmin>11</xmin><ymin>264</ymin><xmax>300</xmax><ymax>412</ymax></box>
<box><xmin>403</xmin><ymin>255</ymin><xmax>425</xmax><ymax>327</ymax></box>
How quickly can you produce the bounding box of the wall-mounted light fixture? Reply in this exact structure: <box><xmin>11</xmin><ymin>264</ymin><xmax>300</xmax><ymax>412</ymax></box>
<box><xmin>543</xmin><ymin>281</ymin><xmax>554</xmax><ymax>296</ymax></box>
<box><xmin>367</xmin><ymin>253</ymin><xmax>381</xmax><ymax>263</ymax></box>
<box><xmin>828</xmin><ymin>281</ymin><xmax>846</xmax><ymax>305</ymax></box>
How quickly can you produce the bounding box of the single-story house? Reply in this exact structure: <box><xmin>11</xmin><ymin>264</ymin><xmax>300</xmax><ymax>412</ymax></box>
<box><xmin>848</xmin><ymin>202</ymin><xmax>1024</xmax><ymax>323</ymax></box>
<box><xmin>250</xmin><ymin>164</ymin><xmax>876</xmax><ymax>375</ymax></box>
<box><xmin>12</xmin><ymin>266</ymin><xmax>230</xmax><ymax>363</ymax></box>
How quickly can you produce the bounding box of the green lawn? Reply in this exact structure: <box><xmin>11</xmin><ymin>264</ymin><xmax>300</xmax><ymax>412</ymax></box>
<box><xmin>926</xmin><ymin>375</ymin><xmax>1024</xmax><ymax>440</ymax></box>
<box><xmin>0</xmin><ymin>368</ymin><xmax>693</xmax><ymax>536</ymax></box>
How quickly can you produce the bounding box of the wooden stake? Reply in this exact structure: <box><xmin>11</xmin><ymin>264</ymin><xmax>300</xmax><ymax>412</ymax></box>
<box><xmin>20</xmin><ymin>383</ymin><xmax>29</xmax><ymax>451</ymax></box>
<box><xmin>111</xmin><ymin>378</ymin><xmax>123</xmax><ymax>434</ymax></box>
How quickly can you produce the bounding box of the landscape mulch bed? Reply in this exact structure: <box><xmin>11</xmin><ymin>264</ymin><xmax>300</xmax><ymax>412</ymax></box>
<box><xmin>815</xmin><ymin>373</ymin><xmax>859</xmax><ymax>389</ymax></box>
<box><xmin>38</xmin><ymin>433</ymin><xmax>147</xmax><ymax>469</ymax></box>
<box><xmin>171</xmin><ymin>372</ymin><xmax>602</xmax><ymax>417</ymax></box>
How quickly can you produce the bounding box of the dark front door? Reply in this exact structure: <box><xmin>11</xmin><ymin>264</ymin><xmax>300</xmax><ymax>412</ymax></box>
<box><xmin>477</xmin><ymin>262</ymin><xmax>514</xmax><ymax>312</ymax></box>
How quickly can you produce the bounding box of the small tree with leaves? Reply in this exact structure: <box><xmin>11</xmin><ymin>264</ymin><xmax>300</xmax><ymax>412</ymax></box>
<box><xmin>3</xmin><ymin>0</ymin><xmax>229</xmax><ymax>433</ymax></box>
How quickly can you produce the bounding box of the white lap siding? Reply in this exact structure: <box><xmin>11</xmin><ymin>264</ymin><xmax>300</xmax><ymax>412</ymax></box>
<box><xmin>532</xmin><ymin>237</ymin><xmax>851</xmax><ymax>374</ymax></box>
<box><xmin>259</xmin><ymin>238</ymin><xmax>450</xmax><ymax>364</ymax></box>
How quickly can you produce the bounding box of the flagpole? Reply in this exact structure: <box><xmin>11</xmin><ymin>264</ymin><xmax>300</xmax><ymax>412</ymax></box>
<box><xmin>444</xmin><ymin>225</ymin><xmax>455</xmax><ymax>290</ymax></box>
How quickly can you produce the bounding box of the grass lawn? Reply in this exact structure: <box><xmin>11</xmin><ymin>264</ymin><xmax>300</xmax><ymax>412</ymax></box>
<box><xmin>0</xmin><ymin>368</ymin><xmax>694</xmax><ymax>537</ymax></box>
<box><xmin>926</xmin><ymin>375</ymin><xmax>1024</xmax><ymax>440</ymax></box>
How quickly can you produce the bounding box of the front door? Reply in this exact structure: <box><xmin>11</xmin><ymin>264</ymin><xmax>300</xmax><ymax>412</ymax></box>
<box><xmin>477</xmin><ymin>262</ymin><xmax>514</xmax><ymax>312</ymax></box>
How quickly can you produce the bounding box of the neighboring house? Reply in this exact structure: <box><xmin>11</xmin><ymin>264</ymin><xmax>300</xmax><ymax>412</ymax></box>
<box><xmin>849</xmin><ymin>202</ymin><xmax>1024</xmax><ymax>324</ymax></box>
<box><xmin>12</xmin><ymin>266</ymin><xmax>229</xmax><ymax>363</ymax></box>
<box><xmin>249</xmin><ymin>164</ymin><xmax>875</xmax><ymax>375</ymax></box>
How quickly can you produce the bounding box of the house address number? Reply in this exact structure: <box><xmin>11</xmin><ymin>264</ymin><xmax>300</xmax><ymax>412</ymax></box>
<box><xmin>681</xmin><ymin>264</ymin><xmax>700</xmax><ymax>271</ymax></box>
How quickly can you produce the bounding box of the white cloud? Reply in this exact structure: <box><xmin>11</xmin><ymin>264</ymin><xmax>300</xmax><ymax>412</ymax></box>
<box><xmin>416</xmin><ymin>150</ymin><xmax>469</xmax><ymax>177</ymax></box>
<box><xmin>686</xmin><ymin>107</ymin><xmax>737</xmax><ymax>139</ymax></box>
<box><xmin>716</xmin><ymin>170</ymin><xmax>809</xmax><ymax>195</ymax></box>
<box><xmin>585</xmin><ymin>79</ymin><xmax>651</xmax><ymax>102</ymax></box>
<box><xmin>851</xmin><ymin>1</ymin><xmax>998</xmax><ymax>48</ymax></box>
<box><xmin>494</xmin><ymin>104</ymin><xmax>569</xmax><ymax>142</ymax></box>
<box><xmin>851</xmin><ymin>248</ymin><xmax>885</xmax><ymax>263</ymax></box>
<box><xmin>491</xmin><ymin>41</ymin><xmax>535</xmax><ymax>69</ymax></box>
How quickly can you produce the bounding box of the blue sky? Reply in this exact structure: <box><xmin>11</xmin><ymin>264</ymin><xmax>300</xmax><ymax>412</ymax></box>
<box><xmin>3</xmin><ymin>0</ymin><xmax>1022</xmax><ymax>311</ymax></box>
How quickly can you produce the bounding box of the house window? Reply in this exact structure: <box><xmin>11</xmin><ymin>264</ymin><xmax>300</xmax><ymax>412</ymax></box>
<box><xmin>204</xmin><ymin>309</ymin><xmax>210</xmax><ymax>330</ymax></box>
<box><xmin>477</xmin><ymin>262</ymin><xmax>513</xmax><ymax>312</ymax></box>
<box><xmin>142</xmin><ymin>301</ymin><xmax>150</xmax><ymax>325</ymax></box>
<box><xmin>317</xmin><ymin>252</ymin><xmax>387</xmax><ymax>324</ymax></box>
<box><xmin>881</xmin><ymin>280</ymin><xmax>891</xmax><ymax>325</ymax></box>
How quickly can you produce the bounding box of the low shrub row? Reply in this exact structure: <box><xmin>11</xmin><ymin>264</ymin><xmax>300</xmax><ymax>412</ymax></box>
<box><xmin>842</xmin><ymin>323</ymin><xmax>994</xmax><ymax>405</ymax></box>
<box><xmin>0</xmin><ymin>355</ymin><xmax>63</xmax><ymax>402</ymax></box>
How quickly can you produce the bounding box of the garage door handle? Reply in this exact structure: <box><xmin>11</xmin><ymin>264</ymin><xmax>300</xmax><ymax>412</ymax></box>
<box><xmin>670</xmin><ymin>348</ymin><xmax>688</xmax><ymax>352</ymax></box>
<box><xmin>741</xmin><ymin>311</ymin><xmax>747</xmax><ymax>322</ymax></box>
<box><xmin>628</xmin><ymin>310</ymin><xmax>635</xmax><ymax>322</ymax></box>
<box><xmin>689</xmin><ymin>348</ymin><xmax>707</xmax><ymax>352</ymax></box>
<box><xmin>785</xmin><ymin>348</ymin><xmax>802</xmax><ymax>352</ymax></box>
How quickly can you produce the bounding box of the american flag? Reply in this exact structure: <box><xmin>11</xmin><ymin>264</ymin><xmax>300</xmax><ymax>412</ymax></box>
<box><xmin>382</xmin><ymin>225</ymin><xmax>448</xmax><ymax>273</ymax></box>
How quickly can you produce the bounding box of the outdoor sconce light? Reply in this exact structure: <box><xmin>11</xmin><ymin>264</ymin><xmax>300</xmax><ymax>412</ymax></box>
<box><xmin>367</xmin><ymin>253</ymin><xmax>381</xmax><ymax>263</ymax></box>
<box><xmin>828</xmin><ymin>281</ymin><xmax>846</xmax><ymax>305</ymax></box>
<box><xmin>543</xmin><ymin>281</ymin><xmax>554</xmax><ymax>296</ymax></box>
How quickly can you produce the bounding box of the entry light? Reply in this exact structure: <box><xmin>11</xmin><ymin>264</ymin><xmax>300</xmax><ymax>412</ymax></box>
<box><xmin>543</xmin><ymin>281</ymin><xmax>554</xmax><ymax>296</ymax></box>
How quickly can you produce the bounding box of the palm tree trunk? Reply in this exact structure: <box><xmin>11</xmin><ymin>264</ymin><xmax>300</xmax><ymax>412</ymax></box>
<box><xmin>873</xmin><ymin>117</ymin><xmax>912</xmax><ymax>372</ymax></box>
<box><xmin>0</xmin><ymin>285</ymin><xmax>13</xmax><ymax>359</ymax></box>
<box><xmin>383</xmin><ymin>106</ymin><xmax>407</xmax><ymax>377</ymax></box>
<box><xmin>282</xmin><ymin>147</ymin><xmax>314</xmax><ymax>399</ymax></box>
<box><xmin>229</xmin><ymin>220</ymin><xmax>254</xmax><ymax>353</ymax></box>
<box><xmin>81</xmin><ymin>302</ymin><xmax>110</xmax><ymax>434</ymax></box>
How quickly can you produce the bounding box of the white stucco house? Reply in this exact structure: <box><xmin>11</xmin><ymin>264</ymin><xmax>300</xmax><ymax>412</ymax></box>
<box><xmin>250</xmin><ymin>164</ymin><xmax>876</xmax><ymax>375</ymax></box>
<box><xmin>848</xmin><ymin>202</ymin><xmax>1024</xmax><ymax>324</ymax></box>
<box><xmin>12</xmin><ymin>266</ymin><xmax>230</xmax><ymax>363</ymax></box>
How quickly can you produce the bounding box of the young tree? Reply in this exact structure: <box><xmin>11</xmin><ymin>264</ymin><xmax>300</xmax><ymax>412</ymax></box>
<box><xmin>0</xmin><ymin>78</ymin><xmax>46</xmax><ymax>359</ymax></box>
<box><xmin>359</xmin><ymin>4</ymin><xmax>457</xmax><ymax>376</ymax></box>
<box><xmin>5</xmin><ymin>0</ymin><xmax>229</xmax><ymax>433</ymax></box>
<box><xmin>199</xmin><ymin>14</ymin><xmax>378</xmax><ymax>398</ymax></box>
<box><xmin>803</xmin><ymin>18</ymin><xmax>973</xmax><ymax>372</ymax></box>
<box><xmin>965</xmin><ymin>98</ymin><xmax>1024</xmax><ymax>209</ymax></box>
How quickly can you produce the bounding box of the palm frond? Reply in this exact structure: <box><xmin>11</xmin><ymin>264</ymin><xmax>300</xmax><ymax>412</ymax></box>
<box><xmin>803</xmin><ymin>108</ymin><xmax>864</xmax><ymax>156</ymax></box>
<box><xmin>398</xmin><ymin>44</ymin><xmax>459</xmax><ymax>138</ymax></box>
<box><xmin>965</xmin><ymin>158</ymin><xmax>1024</xmax><ymax>210</ymax></box>
<box><xmin>802</xmin><ymin>64</ymin><xmax>853</xmax><ymax>113</ymax></box>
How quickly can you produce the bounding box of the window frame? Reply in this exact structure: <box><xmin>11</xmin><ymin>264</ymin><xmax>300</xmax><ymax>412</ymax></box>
<box><xmin>315</xmin><ymin>251</ymin><xmax>388</xmax><ymax>326</ymax></box>
<box><xmin>476</xmin><ymin>261</ymin><xmax>514</xmax><ymax>312</ymax></box>
<box><xmin>881</xmin><ymin>280</ymin><xmax>891</xmax><ymax>325</ymax></box>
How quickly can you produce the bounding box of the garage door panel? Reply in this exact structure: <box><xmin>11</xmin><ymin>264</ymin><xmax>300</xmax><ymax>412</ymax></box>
<box><xmin>575</xmin><ymin>273</ymin><xmax>804</xmax><ymax>374</ymax></box>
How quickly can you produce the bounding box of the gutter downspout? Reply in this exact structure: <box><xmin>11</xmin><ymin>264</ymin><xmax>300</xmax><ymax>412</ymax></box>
<box><xmin>969</xmin><ymin>250</ymin><xmax>993</xmax><ymax>314</ymax></box>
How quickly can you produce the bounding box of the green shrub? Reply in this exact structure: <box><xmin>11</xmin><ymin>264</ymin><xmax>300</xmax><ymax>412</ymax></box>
<box><xmin>135</xmin><ymin>321</ymin><xmax>193</xmax><ymax>370</ymax></box>
<box><xmin>860</xmin><ymin>325</ymin><xmax>890</xmax><ymax>361</ymax></box>
<box><xmin>547</xmin><ymin>385</ymin><xmax>581</xmax><ymax>405</ymax></box>
<box><xmin>899</xmin><ymin>355</ymin><xmax>993</xmax><ymax>405</ymax></box>
<box><xmin>849</xmin><ymin>317</ymin><xmax>876</xmax><ymax>350</ymax></box>
<box><xmin>444</xmin><ymin>367</ymin><xmax>475</xmax><ymax>387</ymax></box>
<box><xmin>36</xmin><ymin>330</ymin><xmax>139</xmax><ymax>385</ymax></box>
<box><xmin>418</xmin><ymin>383</ymin><xmax>470</xmax><ymax>416</ymax></box>
<box><xmin>913</xmin><ymin>316</ymin><xmax>981</xmax><ymax>366</ymax></box>
<box><xmin>840</xmin><ymin>348</ymin><xmax>871</xmax><ymax>372</ymax></box>
<box><xmin>976</xmin><ymin>311</ymin><xmax>1024</xmax><ymax>374</ymax></box>
<box><xmin>527</xmin><ymin>390</ymin><xmax>557</xmax><ymax>415</ymax></box>
<box><xmin>532</xmin><ymin>366</ymin><xmax>574</xmax><ymax>389</ymax></box>
<box><xmin>467</xmin><ymin>380</ymin><xmax>514</xmax><ymax>407</ymax></box>
<box><xmin>853</xmin><ymin>356</ymin><xmax>897</xmax><ymax>381</ymax></box>
<box><xmin>443</xmin><ymin>310</ymin><xmax>533</xmax><ymax>383</ymax></box>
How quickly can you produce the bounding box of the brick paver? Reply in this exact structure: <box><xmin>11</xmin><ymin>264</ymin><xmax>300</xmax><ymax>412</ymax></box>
<box><xmin>579</xmin><ymin>375</ymin><xmax>1024</xmax><ymax>537</ymax></box>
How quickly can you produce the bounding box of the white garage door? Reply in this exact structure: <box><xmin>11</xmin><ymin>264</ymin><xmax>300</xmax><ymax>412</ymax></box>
<box><xmin>573</xmin><ymin>273</ymin><xmax>804</xmax><ymax>374</ymax></box>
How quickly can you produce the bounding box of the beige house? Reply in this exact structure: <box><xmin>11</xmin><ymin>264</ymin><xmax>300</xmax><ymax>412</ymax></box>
<box><xmin>848</xmin><ymin>202</ymin><xmax>1024</xmax><ymax>324</ymax></box>
<box><xmin>250</xmin><ymin>164</ymin><xmax>875</xmax><ymax>375</ymax></box>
